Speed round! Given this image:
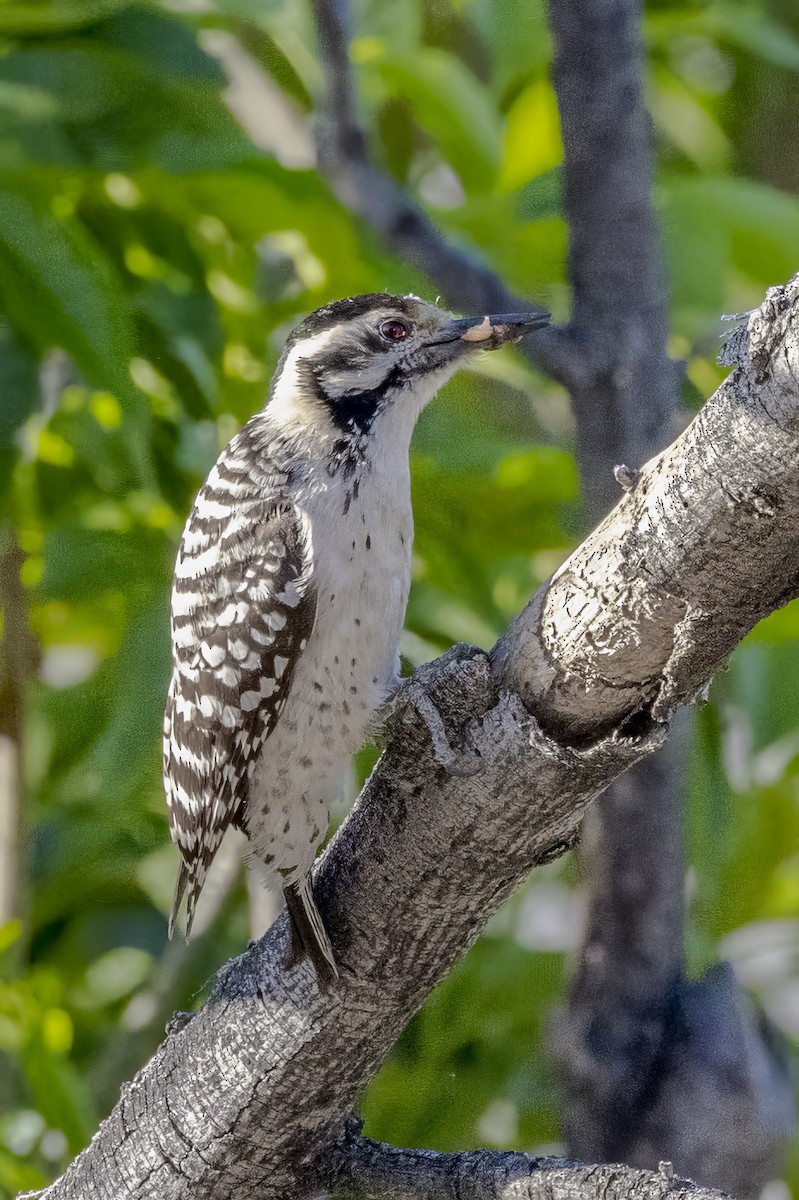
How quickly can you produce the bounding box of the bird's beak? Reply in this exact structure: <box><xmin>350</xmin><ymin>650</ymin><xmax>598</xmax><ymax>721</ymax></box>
<box><xmin>433</xmin><ymin>311</ymin><xmax>551</xmax><ymax>350</ymax></box>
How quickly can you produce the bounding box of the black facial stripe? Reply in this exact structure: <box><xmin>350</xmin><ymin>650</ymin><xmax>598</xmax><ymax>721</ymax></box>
<box><xmin>297</xmin><ymin>359</ymin><xmax>410</xmax><ymax>435</ymax></box>
<box><xmin>361</xmin><ymin>327</ymin><xmax>394</xmax><ymax>355</ymax></box>
<box><xmin>268</xmin><ymin>296</ymin><xmax>414</xmax><ymax>406</ymax></box>
<box><xmin>311</xmin><ymin>346</ymin><xmax>370</xmax><ymax>375</ymax></box>
<box><xmin>328</xmin><ymin>390</ymin><xmax>382</xmax><ymax>434</ymax></box>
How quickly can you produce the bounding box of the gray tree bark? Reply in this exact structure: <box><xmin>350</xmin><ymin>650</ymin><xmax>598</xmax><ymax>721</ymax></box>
<box><xmin>543</xmin><ymin>3</ymin><xmax>794</xmax><ymax>1192</ymax></box>
<box><xmin>307</xmin><ymin>1</ymin><xmax>795</xmax><ymax>1190</ymax></box>
<box><xmin>322</xmin><ymin>1126</ymin><xmax>730</xmax><ymax>1200</ymax></box>
<box><xmin>21</xmin><ymin>276</ymin><xmax>799</xmax><ymax>1200</ymax></box>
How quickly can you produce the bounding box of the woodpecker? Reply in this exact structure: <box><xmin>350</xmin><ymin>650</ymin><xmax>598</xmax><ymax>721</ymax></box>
<box><xmin>163</xmin><ymin>293</ymin><xmax>550</xmax><ymax>985</ymax></box>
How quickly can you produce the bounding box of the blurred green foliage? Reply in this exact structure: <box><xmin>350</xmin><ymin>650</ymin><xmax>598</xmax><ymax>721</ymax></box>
<box><xmin>1</xmin><ymin>0</ymin><xmax>799</xmax><ymax>1193</ymax></box>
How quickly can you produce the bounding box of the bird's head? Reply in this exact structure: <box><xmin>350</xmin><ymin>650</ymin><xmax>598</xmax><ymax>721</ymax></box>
<box><xmin>266</xmin><ymin>293</ymin><xmax>550</xmax><ymax>445</ymax></box>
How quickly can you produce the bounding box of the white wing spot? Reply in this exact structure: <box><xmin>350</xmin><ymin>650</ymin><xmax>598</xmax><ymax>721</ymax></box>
<box><xmin>193</xmin><ymin>497</ymin><xmax>233</xmax><ymax>521</ymax></box>
<box><xmin>218</xmin><ymin>601</ymin><xmax>250</xmax><ymax>627</ymax></box>
<box><xmin>278</xmin><ymin>582</ymin><xmax>303</xmax><ymax>608</ymax></box>
<box><xmin>229</xmin><ymin>638</ymin><xmax>250</xmax><ymax>661</ymax></box>
<box><xmin>201</xmin><ymin>642</ymin><xmax>226</xmax><ymax>667</ymax></box>
<box><xmin>221</xmin><ymin>705</ymin><xmax>240</xmax><ymax>728</ymax></box>
<box><xmin>175</xmin><ymin>693</ymin><xmax>197</xmax><ymax>720</ymax></box>
<box><xmin>171</xmin><ymin>591</ymin><xmax>198</xmax><ymax>618</ymax></box>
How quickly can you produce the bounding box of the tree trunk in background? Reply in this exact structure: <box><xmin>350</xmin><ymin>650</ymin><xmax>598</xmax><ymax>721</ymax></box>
<box><xmin>548</xmin><ymin>1</ymin><xmax>796</xmax><ymax>1194</ymax></box>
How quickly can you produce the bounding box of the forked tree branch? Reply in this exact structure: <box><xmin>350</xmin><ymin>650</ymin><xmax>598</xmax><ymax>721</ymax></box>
<box><xmin>22</xmin><ymin>278</ymin><xmax>799</xmax><ymax>1200</ymax></box>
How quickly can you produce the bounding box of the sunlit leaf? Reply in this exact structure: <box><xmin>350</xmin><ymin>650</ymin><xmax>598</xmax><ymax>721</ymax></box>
<box><xmin>373</xmin><ymin>50</ymin><xmax>502</xmax><ymax>192</ymax></box>
<box><xmin>0</xmin><ymin>0</ymin><xmax>130</xmax><ymax>36</ymax></box>
<box><xmin>0</xmin><ymin>186</ymin><xmax>133</xmax><ymax>394</ymax></box>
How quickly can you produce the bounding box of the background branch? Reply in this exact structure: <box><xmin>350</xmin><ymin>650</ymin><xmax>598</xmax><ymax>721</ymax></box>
<box><xmin>546</xmin><ymin>6</ymin><xmax>794</xmax><ymax>1189</ymax></box>
<box><xmin>547</xmin><ymin>0</ymin><xmax>678</xmax><ymax>515</ymax></box>
<box><xmin>309</xmin><ymin>0</ymin><xmax>573</xmax><ymax>388</ymax></box>
<box><xmin>534</xmin><ymin>0</ymin><xmax>693</xmax><ymax>1177</ymax></box>
<box><xmin>322</xmin><ymin>1127</ymin><xmax>729</xmax><ymax>1200</ymax></box>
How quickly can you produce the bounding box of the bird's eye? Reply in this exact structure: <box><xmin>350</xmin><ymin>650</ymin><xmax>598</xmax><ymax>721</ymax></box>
<box><xmin>379</xmin><ymin>318</ymin><xmax>409</xmax><ymax>342</ymax></box>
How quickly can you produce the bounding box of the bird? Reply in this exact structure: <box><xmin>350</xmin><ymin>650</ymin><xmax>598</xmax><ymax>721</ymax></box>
<box><xmin>162</xmin><ymin>292</ymin><xmax>550</xmax><ymax>986</ymax></box>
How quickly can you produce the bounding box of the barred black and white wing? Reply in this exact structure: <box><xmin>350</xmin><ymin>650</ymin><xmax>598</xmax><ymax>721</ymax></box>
<box><xmin>163</xmin><ymin>448</ymin><xmax>316</xmax><ymax>938</ymax></box>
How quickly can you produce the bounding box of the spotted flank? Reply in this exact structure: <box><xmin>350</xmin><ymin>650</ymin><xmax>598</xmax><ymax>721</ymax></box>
<box><xmin>163</xmin><ymin>424</ymin><xmax>317</xmax><ymax>938</ymax></box>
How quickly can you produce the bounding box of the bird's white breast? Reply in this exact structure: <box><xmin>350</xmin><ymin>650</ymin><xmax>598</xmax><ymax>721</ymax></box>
<box><xmin>246</xmin><ymin>449</ymin><xmax>413</xmax><ymax>881</ymax></box>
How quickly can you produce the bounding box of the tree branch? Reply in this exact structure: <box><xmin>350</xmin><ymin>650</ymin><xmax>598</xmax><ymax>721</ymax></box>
<box><xmin>23</xmin><ymin>279</ymin><xmax>799</xmax><ymax>1200</ymax></box>
<box><xmin>556</xmin><ymin>724</ymin><xmax>688</xmax><ymax>1156</ymax></box>
<box><xmin>321</xmin><ymin>1126</ymin><xmax>729</xmax><ymax>1200</ymax></box>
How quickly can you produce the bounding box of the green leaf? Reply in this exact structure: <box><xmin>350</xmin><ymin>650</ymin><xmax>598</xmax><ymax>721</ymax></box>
<box><xmin>0</xmin><ymin>185</ymin><xmax>133</xmax><ymax>395</ymax></box>
<box><xmin>39</xmin><ymin>526</ymin><xmax>170</xmax><ymax>603</ymax></box>
<box><xmin>373</xmin><ymin>50</ymin><xmax>502</xmax><ymax>192</ymax></box>
<box><xmin>0</xmin><ymin>322</ymin><xmax>40</xmax><ymax>448</ymax></box>
<box><xmin>0</xmin><ymin>1146</ymin><xmax>46</xmax><ymax>1196</ymax></box>
<box><xmin>0</xmin><ymin>22</ymin><xmax>254</xmax><ymax>173</ymax></box>
<box><xmin>21</xmin><ymin>1042</ymin><xmax>96</xmax><ymax>1154</ymax></box>
<box><xmin>658</xmin><ymin>176</ymin><xmax>729</xmax><ymax>330</ymax></box>
<box><xmin>95</xmin><ymin>8</ymin><xmax>228</xmax><ymax>87</ymax></box>
<box><xmin>707</xmin><ymin>8</ymin><xmax>799</xmax><ymax>72</ymax></box>
<box><xmin>476</xmin><ymin>0</ymin><xmax>551</xmax><ymax>100</ymax></box>
<box><xmin>517</xmin><ymin>166</ymin><xmax>563</xmax><ymax>222</ymax></box>
<box><xmin>660</xmin><ymin>176</ymin><xmax>799</xmax><ymax>326</ymax></box>
<box><xmin>0</xmin><ymin>0</ymin><xmax>131</xmax><ymax>36</ymax></box>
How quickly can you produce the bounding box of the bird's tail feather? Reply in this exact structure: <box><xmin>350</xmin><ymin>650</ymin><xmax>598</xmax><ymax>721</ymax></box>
<box><xmin>168</xmin><ymin>862</ymin><xmax>200</xmax><ymax>941</ymax></box>
<box><xmin>284</xmin><ymin>876</ymin><xmax>339</xmax><ymax>989</ymax></box>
